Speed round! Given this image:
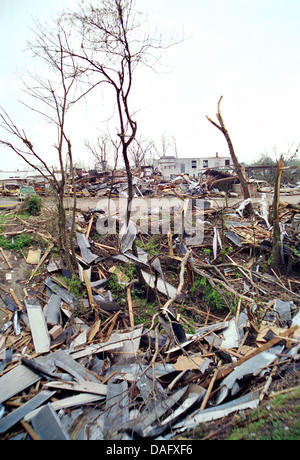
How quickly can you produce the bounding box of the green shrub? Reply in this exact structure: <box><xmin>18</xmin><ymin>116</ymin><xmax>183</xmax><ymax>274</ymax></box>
<box><xmin>25</xmin><ymin>195</ymin><xmax>42</xmax><ymax>215</ymax></box>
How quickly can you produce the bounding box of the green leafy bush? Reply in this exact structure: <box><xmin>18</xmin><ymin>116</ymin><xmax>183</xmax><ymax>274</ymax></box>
<box><xmin>25</xmin><ymin>195</ymin><xmax>42</xmax><ymax>215</ymax></box>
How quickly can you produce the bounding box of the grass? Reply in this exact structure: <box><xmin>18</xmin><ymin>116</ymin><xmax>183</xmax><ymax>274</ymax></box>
<box><xmin>0</xmin><ymin>233</ymin><xmax>39</xmax><ymax>254</ymax></box>
<box><xmin>189</xmin><ymin>276</ymin><xmax>230</xmax><ymax>312</ymax></box>
<box><xmin>136</xmin><ymin>236</ymin><xmax>160</xmax><ymax>257</ymax></box>
<box><xmin>177</xmin><ymin>386</ymin><xmax>300</xmax><ymax>441</ymax></box>
<box><xmin>227</xmin><ymin>387</ymin><xmax>300</xmax><ymax>440</ymax></box>
<box><xmin>0</xmin><ymin>211</ymin><xmax>46</xmax><ymax>254</ymax></box>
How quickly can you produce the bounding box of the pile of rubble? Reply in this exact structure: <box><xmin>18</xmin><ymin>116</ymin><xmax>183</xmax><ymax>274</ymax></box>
<box><xmin>1</xmin><ymin>166</ymin><xmax>300</xmax><ymax>203</ymax></box>
<box><xmin>0</xmin><ymin>195</ymin><xmax>299</xmax><ymax>440</ymax></box>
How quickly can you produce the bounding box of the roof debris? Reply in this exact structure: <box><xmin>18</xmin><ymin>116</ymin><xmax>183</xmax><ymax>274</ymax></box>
<box><xmin>0</xmin><ymin>168</ymin><xmax>299</xmax><ymax>441</ymax></box>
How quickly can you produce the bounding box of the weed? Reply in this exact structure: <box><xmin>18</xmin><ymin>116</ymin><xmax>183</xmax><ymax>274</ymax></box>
<box><xmin>63</xmin><ymin>274</ymin><xmax>86</xmax><ymax>299</ymax></box>
<box><xmin>122</xmin><ymin>262</ymin><xmax>137</xmax><ymax>279</ymax></box>
<box><xmin>190</xmin><ymin>276</ymin><xmax>228</xmax><ymax>312</ymax></box>
<box><xmin>0</xmin><ymin>233</ymin><xmax>37</xmax><ymax>253</ymax></box>
<box><xmin>220</xmin><ymin>245</ymin><xmax>233</xmax><ymax>257</ymax></box>
<box><xmin>136</xmin><ymin>236</ymin><xmax>160</xmax><ymax>257</ymax></box>
<box><xmin>107</xmin><ymin>274</ymin><xmax>127</xmax><ymax>307</ymax></box>
<box><xmin>133</xmin><ymin>297</ymin><xmax>157</xmax><ymax>327</ymax></box>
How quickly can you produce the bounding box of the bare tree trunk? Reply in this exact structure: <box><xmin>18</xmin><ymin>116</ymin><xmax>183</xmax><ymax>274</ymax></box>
<box><xmin>207</xmin><ymin>96</ymin><xmax>254</xmax><ymax>214</ymax></box>
<box><xmin>269</xmin><ymin>159</ymin><xmax>284</xmax><ymax>272</ymax></box>
<box><xmin>67</xmin><ymin>138</ymin><xmax>77</xmax><ymax>267</ymax></box>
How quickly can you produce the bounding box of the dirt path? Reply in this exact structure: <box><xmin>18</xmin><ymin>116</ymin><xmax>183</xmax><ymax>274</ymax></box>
<box><xmin>0</xmin><ymin>192</ymin><xmax>299</xmax><ymax>212</ymax></box>
<box><xmin>62</xmin><ymin>192</ymin><xmax>300</xmax><ymax>212</ymax></box>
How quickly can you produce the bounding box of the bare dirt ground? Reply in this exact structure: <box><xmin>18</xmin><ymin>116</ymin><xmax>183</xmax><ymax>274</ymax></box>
<box><xmin>62</xmin><ymin>192</ymin><xmax>300</xmax><ymax>212</ymax></box>
<box><xmin>1</xmin><ymin>192</ymin><xmax>299</xmax><ymax>211</ymax></box>
<box><xmin>0</xmin><ymin>254</ymin><xmax>29</xmax><ymax>300</ymax></box>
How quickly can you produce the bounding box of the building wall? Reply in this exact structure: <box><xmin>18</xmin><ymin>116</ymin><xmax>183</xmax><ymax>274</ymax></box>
<box><xmin>154</xmin><ymin>154</ymin><xmax>232</xmax><ymax>178</ymax></box>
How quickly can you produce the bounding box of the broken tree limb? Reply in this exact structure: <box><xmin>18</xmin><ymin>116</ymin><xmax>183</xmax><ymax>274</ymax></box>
<box><xmin>190</xmin><ymin>262</ymin><xmax>254</xmax><ymax>304</ymax></box>
<box><xmin>200</xmin><ymin>364</ymin><xmax>220</xmax><ymax>411</ymax></box>
<box><xmin>161</xmin><ymin>250</ymin><xmax>192</xmax><ymax>313</ymax></box>
<box><xmin>259</xmin><ymin>358</ymin><xmax>279</xmax><ymax>402</ymax></box>
<box><xmin>85</xmin><ymin>213</ymin><xmax>94</xmax><ymax>240</ymax></box>
<box><xmin>206</xmin><ymin>96</ymin><xmax>253</xmax><ymax>215</ymax></box>
<box><xmin>9</xmin><ymin>289</ymin><xmax>22</xmax><ymax>311</ymax></box>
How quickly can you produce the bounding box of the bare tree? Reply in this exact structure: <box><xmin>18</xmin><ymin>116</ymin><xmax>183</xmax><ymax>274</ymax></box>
<box><xmin>85</xmin><ymin>134</ymin><xmax>112</xmax><ymax>171</ymax></box>
<box><xmin>152</xmin><ymin>134</ymin><xmax>174</xmax><ymax>159</ymax></box>
<box><xmin>269</xmin><ymin>156</ymin><xmax>285</xmax><ymax>272</ymax></box>
<box><xmin>0</xmin><ymin>20</ymin><xmax>83</xmax><ymax>271</ymax></box>
<box><xmin>62</xmin><ymin>0</ymin><xmax>177</xmax><ymax>224</ymax></box>
<box><xmin>129</xmin><ymin>136</ymin><xmax>153</xmax><ymax>168</ymax></box>
<box><xmin>207</xmin><ymin>96</ymin><xmax>254</xmax><ymax>215</ymax></box>
<box><xmin>170</xmin><ymin>135</ymin><xmax>179</xmax><ymax>158</ymax></box>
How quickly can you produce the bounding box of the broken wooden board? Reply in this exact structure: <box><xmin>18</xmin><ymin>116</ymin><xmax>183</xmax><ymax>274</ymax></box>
<box><xmin>131</xmin><ymin>385</ymin><xmax>188</xmax><ymax>437</ymax></box>
<box><xmin>44</xmin><ymin>294</ymin><xmax>62</xmax><ymax>326</ymax></box>
<box><xmin>0</xmin><ymin>364</ymin><xmax>41</xmax><ymax>404</ymax></box>
<box><xmin>76</xmin><ymin>232</ymin><xmax>98</xmax><ymax>265</ymax></box>
<box><xmin>26</xmin><ymin>249</ymin><xmax>41</xmax><ymax>265</ymax></box>
<box><xmin>0</xmin><ymin>390</ymin><xmax>55</xmax><ymax>434</ymax></box>
<box><xmin>52</xmin><ymin>349</ymin><xmax>100</xmax><ymax>383</ymax></box>
<box><xmin>44</xmin><ymin>380</ymin><xmax>108</xmax><ymax>396</ymax></box>
<box><xmin>44</xmin><ymin>278</ymin><xmax>76</xmax><ymax>307</ymax></box>
<box><xmin>174</xmin><ymin>354</ymin><xmax>209</xmax><ymax>371</ymax></box>
<box><xmin>30</xmin><ymin>403</ymin><xmax>71</xmax><ymax>440</ymax></box>
<box><xmin>173</xmin><ymin>390</ymin><xmax>260</xmax><ymax>432</ymax></box>
<box><xmin>51</xmin><ymin>393</ymin><xmax>105</xmax><ymax>412</ymax></box>
<box><xmin>103</xmin><ymin>380</ymin><xmax>129</xmax><ymax>440</ymax></box>
<box><xmin>25</xmin><ymin>301</ymin><xmax>50</xmax><ymax>354</ymax></box>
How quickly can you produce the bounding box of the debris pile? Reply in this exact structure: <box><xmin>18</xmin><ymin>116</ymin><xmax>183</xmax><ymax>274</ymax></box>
<box><xmin>68</xmin><ymin>168</ymin><xmax>251</xmax><ymax>199</ymax></box>
<box><xmin>0</xmin><ymin>195</ymin><xmax>299</xmax><ymax>441</ymax></box>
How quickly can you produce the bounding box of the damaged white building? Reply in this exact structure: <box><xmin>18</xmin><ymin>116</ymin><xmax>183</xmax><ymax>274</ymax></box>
<box><xmin>153</xmin><ymin>152</ymin><xmax>232</xmax><ymax>179</ymax></box>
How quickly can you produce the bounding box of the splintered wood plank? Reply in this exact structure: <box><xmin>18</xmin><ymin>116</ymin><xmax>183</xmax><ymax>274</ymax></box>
<box><xmin>26</xmin><ymin>302</ymin><xmax>50</xmax><ymax>354</ymax></box>
<box><xmin>44</xmin><ymin>380</ymin><xmax>108</xmax><ymax>396</ymax></box>
<box><xmin>0</xmin><ymin>390</ymin><xmax>55</xmax><ymax>433</ymax></box>
<box><xmin>0</xmin><ymin>364</ymin><xmax>41</xmax><ymax>404</ymax></box>
<box><xmin>31</xmin><ymin>404</ymin><xmax>70</xmax><ymax>440</ymax></box>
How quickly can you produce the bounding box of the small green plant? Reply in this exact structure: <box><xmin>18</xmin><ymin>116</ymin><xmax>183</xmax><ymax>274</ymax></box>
<box><xmin>25</xmin><ymin>195</ymin><xmax>42</xmax><ymax>215</ymax></box>
<box><xmin>136</xmin><ymin>236</ymin><xmax>160</xmax><ymax>257</ymax></box>
<box><xmin>133</xmin><ymin>298</ymin><xmax>157</xmax><ymax>327</ymax></box>
<box><xmin>122</xmin><ymin>262</ymin><xmax>137</xmax><ymax>279</ymax></box>
<box><xmin>107</xmin><ymin>274</ymin><xmax>127</xmax><ymax>306</ymax></box>
<box><xmin>227</xmin><ymin>387</ymin><xmax>300</xmax><ymax>440</ymax></box>
<box><xmin>190</xmin><ymin>276</ymin><xmax>228</xmax><ymax>312</ymax></box>
<box><xmin>220</xmin><ymin>245</ymin><xmax>233</xmax><ymax>257</ymax></box>
<box><xmin>63</xmin><ymin>274</ymin><xmax>86</xmax><ymax>299</ymax></box>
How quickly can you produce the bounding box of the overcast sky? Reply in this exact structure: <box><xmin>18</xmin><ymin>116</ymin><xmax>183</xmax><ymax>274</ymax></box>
<box><xmin>1</xmin><ymin>0</ymin><xmax>300</xmax><ymax>170</ymax></box>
